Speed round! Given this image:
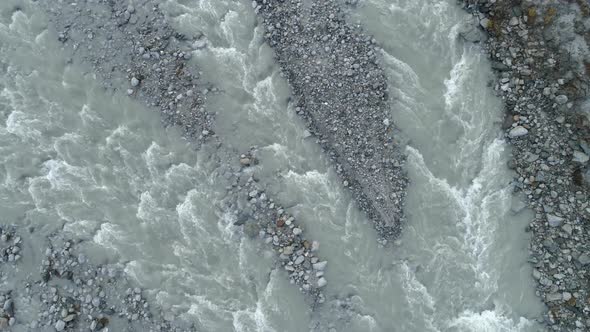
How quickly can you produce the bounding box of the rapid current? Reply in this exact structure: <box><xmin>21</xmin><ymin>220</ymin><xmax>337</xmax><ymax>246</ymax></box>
<box><xmin>0</xmin><ymin>0</ymin><xmax>545</xmax><ymax>331</ymax></box>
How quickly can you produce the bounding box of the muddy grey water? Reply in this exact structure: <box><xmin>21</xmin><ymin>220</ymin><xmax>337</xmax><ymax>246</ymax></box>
<box><xmin>0</xmin><ymin>0</ymin><xmax>544</xmax><ymax>331</ymax></box>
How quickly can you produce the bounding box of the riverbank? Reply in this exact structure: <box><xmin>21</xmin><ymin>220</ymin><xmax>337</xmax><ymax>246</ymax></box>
<box><xmin>460</xmin><ymin>0</ymin><xmax>590</xmax><ymax>330</ymax></box>
<box><xmin>252</xmin><ymin>0</ymin><xmax>408</xmax><ymax>244</ymax></box>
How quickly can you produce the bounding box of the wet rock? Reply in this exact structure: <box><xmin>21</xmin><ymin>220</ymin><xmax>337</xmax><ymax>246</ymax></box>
<box><xmin>509</xmin><ymin>126</ymin><xmax>528</xmax><ymax>138</ymax></box>
<box><xmin>312</xmin><ymin>261</ymin><xmax>327</xmax><ymax>271</ymax></box>
<box><xmin>3</xmin><ymin>299</ymin><xmax>13</xmax><ymax>316</ymax></box>
<box><xmin>55</xmin><ymin>320</ymin><xmax>66</xmax><ymax>331</ymax></box>
<box><xmin>458</xmin><ymin>15</ymin><xmax>486</xmax><ymax>43</ymax></box>
<box><xmin>573</xmin><ymin>151</ymin><xmax>589</xmax><ymax>164</ymax></box>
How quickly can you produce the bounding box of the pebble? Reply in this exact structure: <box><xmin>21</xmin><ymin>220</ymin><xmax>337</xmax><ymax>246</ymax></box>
<box><xmin>55</xmin><ymin>320</ymin><xmax>66</xmax><ymax>331</ymax></box>
<box><xmin>578</xmin><ymin>253</ymin><xmax>590</xmax><ymax>265</ymax></box>
<box><xmin>131</xmin><ymin>77</ymin><xmax>140</xmax><ymax>87</ymax></box>
<box><xmin>573</xmin><ymin>151</ymin><xmax>589</xmax><ymax>164</ymax></box>
<box><xmin>555</xmin><ymin>95</ymin><xmax>568</xmax><ymax>105</ymax></box>
<box><xmin>294</xmin><ymin>256</ymin><xmax>305</xmax><ymax>265</ymax></box>
<box><xmin>547</xmin><ymin>293</ymin><xmax>562</xmax><ymax>302</ymax></box>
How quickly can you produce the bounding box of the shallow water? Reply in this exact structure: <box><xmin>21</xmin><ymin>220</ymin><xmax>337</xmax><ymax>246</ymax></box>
<box><xmin>0</xmin><ymin>0</ymin><xmax>543</xmax><ymax>331</ymax></box>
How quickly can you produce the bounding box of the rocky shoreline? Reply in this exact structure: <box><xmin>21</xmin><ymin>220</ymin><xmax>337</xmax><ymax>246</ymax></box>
<box><xmin>460</xmin><ymin>0</ymin><xmax>590</xmax><ymax>330</ymax></box>
<box><xmin>252</xmin><ymin>0</ymin><xmax>408</xmax><ymax>244</ymax></box>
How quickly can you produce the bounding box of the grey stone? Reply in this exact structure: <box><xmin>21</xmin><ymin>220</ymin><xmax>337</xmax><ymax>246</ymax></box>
<box><xmin>193</xmin><ymin>39</ymin><xmax>207</xmax><ymax>49</ymax></box>
<box><xmin>55</xmin><ymin>320</ymin><xmax>66</xmax><ymax>331</ymax></box>
<box><xmin>546</xmin><ymin>214</ymin><xmax>564</xmax><ymax>227</ymax></box>
<box><xmin>317</xmin><ymin>277</ymin><xmax>327</xmax><ymax>288</ymax></box>
<box><xmin>479</xmin><ymin>18</ymin><xmax>490</xmax><ymax>29</ymax></box>
<box><xmin>546</xmin><ymin>293</ymin><xmax>562</xmax><ymax>302</ymax></box>
<box><xmin>458</xmin><ymin>16</ymin><xmax>485</xmax><ymax>43</ymax></box>
<box><xmin>509</xmin><ymin>126</ymin><xmax>528</xmax><ymax>138</ymax></box>
<box><xmin>3</xmin><ymin>299</ymin><xmax>13</xmax><ymax>316</ymax></box>
<box><xmin>572</xmin><ymin>151</ymin><xmax>589</xmax><ymax>164</ymax></box>
<box><xmin>131</xmin><ymin>77</ymin><xmax>139</xmax><ymax>87</ymax></box>
<box><xmin>294</xmin><ymin>256</ymin><xmax>305</xmax><ymax>265</ymax></box>
<box><xmin>312</xmin><ymin>261</ymin><xmax>327</xmax><ymax>270</ymax></box>
<box><xmin>578</xmin><ymin>253</ymin><xmax>590</xmax><ymax>265</ymax></box>
<box><xmin>92</xmin><ymin>297</ymin><xmax>100</xmax><ymax>307</ymax></box>
<box><xmin>555</xmin><ymin>95</ymin><xmax>568</xmax><ymax>104</ymax></box>
<box><xmin>282</xmin><ymin>246</ymin><xmax>294</xmax><ymax>255</ymax></box>
<box><xmin>509</xmin><ymin>17</ymin><xmax>519</xmax><ymax>26</ymax></box>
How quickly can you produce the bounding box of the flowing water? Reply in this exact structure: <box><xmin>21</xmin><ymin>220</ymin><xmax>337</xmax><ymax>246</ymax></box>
<box><xmin>0</xmin><ymin>0</ymin><xmax>544</xmax><ymax>331</ymax></box>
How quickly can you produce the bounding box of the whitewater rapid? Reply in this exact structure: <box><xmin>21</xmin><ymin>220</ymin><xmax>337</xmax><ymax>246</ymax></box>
<box><xmin>0</xmin><ymin>0</ymin><xmax>545</xmax><ymax>331</ymax></box>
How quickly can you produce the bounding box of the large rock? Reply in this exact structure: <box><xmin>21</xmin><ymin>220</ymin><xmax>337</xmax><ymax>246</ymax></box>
<box><xmin>578</xmin><ymin>253</ymin><xmax>590</xmax><ymax>265</ymax></box>
<box><xmin>546</xmin><ymin>293</ymin><xmax>563</xmax><ymax>302</ymax></box>
<box><xmin>509</xmin><ymin>126</ymin><xmax>528</xmax><ymax>138</ymax></box>
<box><xmin>573</xmin><ymin>151</ymin><xmax>589</xmax><ymax>164</ymax></box>
<box><xmin>547</xmin><ymin>214</ymin><xmax>564</xmax><ymax>227</ymax></box>
<box><xmin>459</xmin><ymin>15</ymin><xmax>486</xmax><ymax>43</ymax></box>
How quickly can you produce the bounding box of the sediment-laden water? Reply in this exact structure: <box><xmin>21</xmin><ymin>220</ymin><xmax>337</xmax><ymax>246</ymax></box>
<box><xmin>0</xmin><ymin>0</ymin><xmax>544</xmax><ymax>331</ymax></box>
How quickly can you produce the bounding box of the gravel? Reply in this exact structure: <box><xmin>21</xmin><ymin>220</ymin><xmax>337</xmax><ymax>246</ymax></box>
<box><xmin>252</xmin><ymin>0</ymin><xmax>408</xmax><ymax>244</ymax></box>
<box><xmin>461</xmin><ymin>0</ymin><xmax>590</xmax><ymax>330</ymax></box>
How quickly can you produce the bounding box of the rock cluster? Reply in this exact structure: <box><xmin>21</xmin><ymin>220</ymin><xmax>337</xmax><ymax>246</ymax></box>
<box><xmin>0</xmin><ymin>227</ymin><xmax>21</xmax><ymax>264</ymax></box>
<box><xmin>253</xmin><ymin>0</ymin><xmax>408</xmax><ymax>244</ymax></box>
<box><xmin>462</xmin><ymin>0</ymin><xmax>590</xmax><ymax>330</ymax></box>
<box><xmin>40</xmin><ymin>0</ymin><xmax>214</xmax><ymax>143</ymax></box>
<box><xmin>31</xmin><ymin>239</ymin><xmax>188</xmax><ymax>331</ymax></box>
<box><xmin>0</xmin><ymin>225</ymin><xmax>192</xmax><ymax>331</ymax></box>
<box><xmin>0</xmin><ymin>292</ymin><xmax>16</xmax><ymax>329</ymax></box>
<box><xmin>229</xmin><ymin>150</ymin><xmax>328</xmax><ymax>304</ymax></box>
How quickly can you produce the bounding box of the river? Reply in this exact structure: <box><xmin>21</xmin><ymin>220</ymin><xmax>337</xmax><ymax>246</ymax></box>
<box><xmin>0</xmin><ymin>0</ymin><xmax>543</xmax><ymax>331</ymax></box>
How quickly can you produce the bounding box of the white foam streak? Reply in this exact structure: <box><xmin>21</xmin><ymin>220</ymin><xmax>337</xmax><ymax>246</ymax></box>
<box><xmin>449</xmin><ymin>309</ymin><xmax>534</xmax><ymax>332</ymax></box>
